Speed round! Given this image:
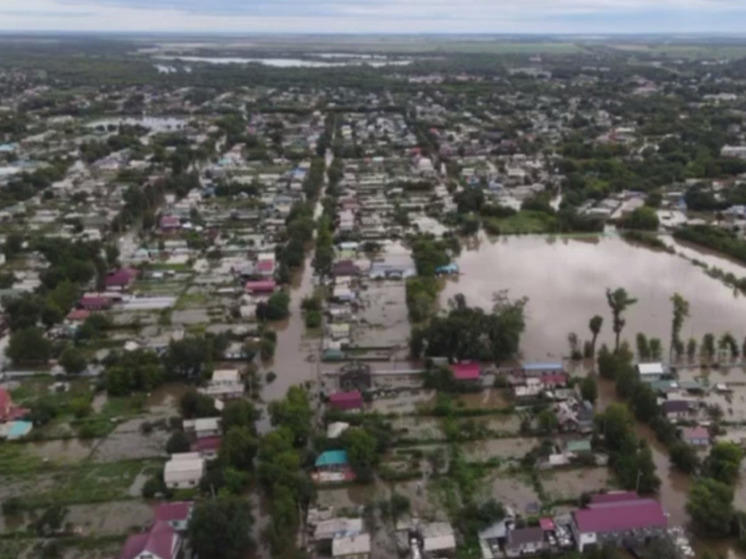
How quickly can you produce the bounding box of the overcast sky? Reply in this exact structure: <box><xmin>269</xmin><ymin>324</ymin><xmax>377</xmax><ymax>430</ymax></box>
<box><xmin>1</xmin><ymin>0</ymin><xmax>746</xmax><ymax>33</ymax></box>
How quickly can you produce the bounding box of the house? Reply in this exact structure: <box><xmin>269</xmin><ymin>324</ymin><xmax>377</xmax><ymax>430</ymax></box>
<box><xmin>478</xmin><ymin>517</ymin><xmax>512</xmax><ymax>559</ymax></box>
<box><xmin>78</xmin><ymin>295</ymin><xmax>113</xmax><ymax>311</ymax></box>
<box><xmin>314</xmin><ymin>450</ymin><xmax>355</xmax><ymax>483</ymax></box>
<box><xmin>191</xmin><ymin>435</ymin><xmax>221</xmax><ymax>460</ymax></box>
<box><xmin>451</xmin><ymin>362</ymin><xmax>480</xmax><ymax>383</ymax></box>
<box><xmin>1</xmin><ymin>420</ymin><xmax>32</xmax><ymax>440</ymax></box>
<box><xmin>0</xmin><ymin>388</ymin><xmax>29</xmax><ymax>423</ymax></box>
<box><xmin>313</xmin><ymin>517</ymin><xmax>364</xmax><ymax>541</ymax></box>
<box><xmin>521</xmin><ymin>362</ymin><xmax>565</xmax><ymax>377</ymax></box>
<box><xmin>637</xmin><ymin>362</ymin><xmax>665</xmax><ymax>383</ymax></box>
<box><xmin>422</xmin><ymin>522</ymin><xmax>457</xmax><ymax>553</ymax></box>
<box><xmin>338</xmin><ymin>364</ymin><xmax>372</xmax><ymax>392</ymax></box>
<box><xmin>164</xmin><ymin>453</ymin><xmax>205</xmax><ymax>489</ymax></box>
<box><xmin>368</xmin><ymin>256</ymin><xmax>416</xmax><ymax>279</ymax></box>
<box><xmin>571</xmin><ymin>492</ymin><xmax>668</xmax><ymax>551</ymax></box>
<box><xmin>566</xmin><ymin>438</ymin><xmax>593</xmax><ymax>456</ymax></box>
<box><xmin>332</xmin><ymin>533</ymin><xmax>371</xmax><ymax>559</ymax></box>
<box><xmin>681</xmin><ymin>426</ymin><xmax>710</xmax><ymax>447</ymax></box>
<box><xmin>328</xmin><ymin>390</ymin><xmax>363</xmax><ymax>411</ymax></box>
<box><xmin>332</xmin><ymin>260</ymin><xmax>361</xmax><ymax>278</ymax></box>
<box><xmin>245</xmin><ymin>280</ymin><xmax>277</xmax><ymax>295</ymax></box>
<box><xmin>119</xmin><ymin>521</ymin><xmax>180</xmax><ymax>559</ymax></box>
<box><xmin>256</xmin><ymin>255</ymin><xmax>276</xmax><ymax>277</ymax></box>
<box><xmin>504</xmin><ymin>527</ymin><xmax>547</xmax><ymax>557</ymax></box>
<box><xmin>153</xmin><ymin>502</ymin><xmax>192</xmax><ymax>532</ymax></box>
<box><xmin>183</xmin><ymin>417</ymin><xmax>221</xmax><ymax>438</ymax></box>
<box><xmin>160</xmin><ymin>215</ymin><xmax>182</xmax><ymax>232</ymax></box>
<box><xmin>199</xmin><ymin>369</ymin><xmax>244</xmax><ymax>400</ymax></box>
<box><xmin>662</xmin><ymin>400</ymin><xmax>695</xmax><ymax>421</ymax></box>
<box><xmin>105</xmin><ymin>268</ymin><xmax>138</xmax><ymax>291</ymax></box>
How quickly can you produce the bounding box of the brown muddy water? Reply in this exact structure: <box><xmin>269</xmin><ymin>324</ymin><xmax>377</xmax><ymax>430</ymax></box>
<box><xmin>444</xmin><ymin>235</ymin><xmax>746</xmax><ymax>361</ymax></box>
<box><xmin>260</xmin><ymin>254</ymin><xmax>320</xmax><ymax>402</ymax></box>
<box><xmin>598</xmin><ymin>378</ymin><xmax>746</xmax><ymax>558</ymax></box>
<box><xmin>29</xmin><ymin>438</ymin><xmax>95</xmax><ymax>463</ymax></box>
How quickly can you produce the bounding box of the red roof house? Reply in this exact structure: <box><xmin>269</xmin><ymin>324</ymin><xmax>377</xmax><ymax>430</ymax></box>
<box><xmin>245</xmin><ymin>280</ymin><xmax>277</xmax><ymax>294</ymax></box>
<box><xmin>0</xmin><ymin>388</ymin><xmax>29</xmax><ymax>423</ymax></box>
<box><xmin>105</xmin><ymin>268</ymin><xmax>138</xmax><ymax>290</ymax></box>
<box><xmin>328</xmin><ymin>390</ymin><xmax>363</xmax><ymax>411</ymax></box>
<box><xmin>191</xmin><ymin>435</ymin><xmax>221</xmax><ymax>459</ymax></box>
<box><xmin>67</xmin><ymin>309</ymin><xmax>91</xmax><ymax>321</ymax></box>
<box><xmin>572</xmin><ymin>492</ymin><xmax>667</xmax><ymax>551</ymax></box>
<box><xmin>160</xmin><ymin>216</ymin><xmax>181</xmax><ymax>231</ymax></box>
<box><xmin>451</xmin><ymin>363</ymin><xmax>480</xmax><ymax>381</ymax></box>
<box><xmin>78</xmin><ymin>296</ymin><xmax>113</xmax><ymax>311</ymax></box>
<box><xmin>119</xmin><ymin>521</ymin><xmax>179</xmax><ymax>559</ymax></box>
<box><xmin>153</xmin><ymin>502</ymin><xmax>192</xmax><ymax>532</ymax></box>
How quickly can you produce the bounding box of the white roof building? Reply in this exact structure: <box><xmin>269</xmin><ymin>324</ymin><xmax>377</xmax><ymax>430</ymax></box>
<box><xmin>332</xmin><ymin>534</ymin><xmax>371</xmax><ymax>558</ymax></box>
<box><xmin>164</xmin><ymin>453</ymin><xmax>205</xmax><ymax>489</ymax></box>
<box><xmin>422</xmin><ymin>522</ymin><xmax>456</xmax><ymax>552</ymax></box>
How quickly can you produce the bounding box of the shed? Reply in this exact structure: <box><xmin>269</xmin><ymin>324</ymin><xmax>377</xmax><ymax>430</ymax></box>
<box><xmin>422</xmin><ymin>522</ymin><xmax>457</xmax><ymax>552</ymax></box>
<box><xmin>245</xmin><ymin>280</ymin><xmax>277</xmax><ymax>294</ymax></box>
<box><xmin>332</xmin><ymin>533</ymin><xmax>371</xmax><ymax>558</ymax></box>
<box><xmin>637</xmin><ymin>362</ymin><xmax>665</xmax><ymax>382</ymax></box>
<box><xmin>682</xmin><ymin>426</ymin><xmax>710</xmax><ymax>447</ymax></box>
<box><xmin>164</xmin><ymin>453</ymin><xmax>205</xmax><ymax>489</ymax></box>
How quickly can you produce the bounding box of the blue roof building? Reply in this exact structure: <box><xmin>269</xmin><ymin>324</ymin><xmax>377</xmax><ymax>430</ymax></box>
<box><xmin>6</xmin><ymin>420</ymin><xmax>32</xmax><ymax>440</ymax></box>
<box><xmin>315</xmin><ymin>450</ymin><xmax>348</xmax><ymax>468</ymax></box>
<box><xmin>521</xmin><ymin>362</ymin><xmax>564</xmax><ymax>373</ymax></box>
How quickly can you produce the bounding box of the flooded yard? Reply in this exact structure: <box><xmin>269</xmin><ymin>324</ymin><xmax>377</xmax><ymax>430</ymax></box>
<box><xmin>92</xmin><ymin>418</ymin><xmax>169</xmax><ymax>462</ymax></box>
<box><xmin>462</xmin><ymin>437</ymin><xmax>539</xmax><ymax>462</ymax></box>
<box><xmin>67</xmin><ymin>501</ymin><xmax>153</xmax><ymax>535</ymax></box>
<box><xmin>316</xmin><ymin>484</ymin><xmax>381</xmax><ymax>512</ymax></box>
<box><xmin>486</xmin><ymin>473</ymin><xmax>541</xmax><ymax>513</ymax></box>
<box><xmin>444</xmin><ymin>235</ymin><xmax>746</xmax><ymax>360</ymax></box>
<box><xmin>540</xmin><ymin>468</ymin><xmax>612</xmax><ymax>501</ymax></box>
<box><xmin>29</xmin><ymin>438</ymin><xmax>95</xmax><ymax>463</ymax></box>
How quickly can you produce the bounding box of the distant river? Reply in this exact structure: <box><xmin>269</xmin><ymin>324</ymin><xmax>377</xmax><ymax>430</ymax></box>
<box><xmin>153</xmin><ymin>55</ymin><xmax>413</xmax><ymax>68</ymax></box>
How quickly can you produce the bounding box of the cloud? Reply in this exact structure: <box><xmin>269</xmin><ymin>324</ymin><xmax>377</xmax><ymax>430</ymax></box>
<box><xmin>1</xmin><ymin>0</ymin><xmax>746</xmax><ymax>32</ymax></box>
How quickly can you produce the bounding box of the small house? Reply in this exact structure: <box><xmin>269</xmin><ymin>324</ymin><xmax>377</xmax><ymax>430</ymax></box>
<box><xmin>662</xmin><ymin>400</ymin><xmax>695</xmax><ymax>421</ymax></box>
<box><xmin>637</xmin><ymin>362</ymin><xmax>665</xmax><ymax>383</ymax></box>
<box><xmin>332</xmin><ymin>260</ymin><xmax>361</xmax><ymax>278</ymax></box>
<box><xmin>191</xmin><ymin>436</ymin><xmax>221</xmax><ymax>460</ymax></box>
<box><xmin>183</xmin><ymin>417</ymin><xmax>221</xmax><ymax>439</ymax></box>
<box><xmin>332</xmin><ymin>533</ymin><xmax>371</xmax><ymax>559</ymax></box>
<box><xmin>104</xmin><ymin>268</ymin><xmax>138</xmax><ymax>291</ymax></box>
<box><xmin>435</xmin><ymin>263</ymin><xmax>459</xmax><ymax>275</ymax></box>
<box><xmin>681</xmin><ymin>426</ymin><xmax>710</xmax><ymax>447</ymax></box>
<box><xmin>328</xmin><ymin>390</ymin><xmax>363</xmax><ymax>411</ymax></box>
<box><xmin>505</xmin><ymin>527</ymin><xmax>547</xmax><ymax>558</ymax></box>
<box><xmin>422</xmin><ymin>522</ymin><xmax>457</xmax><ymax>553</ymax></box>
<box><xmin>153</xmin><ymin>502</ymin><xmax>193</xmax><ymax>532</ymax></box>
<box><xmin>451</xmin><ymin>362</ymin><xmax>480</xmax><ymax>383</ymax></box>
<box><xmin>521</xmin><ymin>362</ymin><xmax>565</xmax><ymax>378</ymax></box>
<box><xmin>313</xmin><ymin>517</ymin><xmax>364</xmax><ymax>541</ymax></box>
<box><xmin>245</xmin><ymin>280</ymin><xmax>277</xmax><ymax>295</ymax></box>
<box><xmin>0</xmin><ymin>388</ymin><xmax>29</xmax><ymax>423</ymax></box>
<box><xmin>78</xmin><ymin>295</ymin><xmax>113</xmax><ymax>311</ymax></box>
<box><xmin>160</xmin><ymin>215</ymin><xmax>182</xmax><ymax>232</ymax></box>
<box><xmin>199</xmin><ymin>369</ymin><xmax>244</xmax><ymax>400</ymax></box>
<box><xmin>314</xmin><ymin>450</ymin><xmax>355</xmax><ymax>483</ymax></box>
<box><xmin>119</xmin><ymin>521</ymin><xmax>179</xmax><ymax>559</ymax></box>
<box><xmin>164</xmin><ymin>453</ymin><xmax>205</xmax><ymax>490</ymax></box>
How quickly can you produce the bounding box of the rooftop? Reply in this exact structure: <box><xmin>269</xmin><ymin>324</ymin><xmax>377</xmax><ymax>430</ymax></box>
<box><xmin>574</xmin><ymin>493</ymin><xmax>667</xmax><ymax>534</ymax></box>
<box><xmin>316</xmin><ymin>450</ymin><xmax>349</xmax><ymax>468</ymax></box>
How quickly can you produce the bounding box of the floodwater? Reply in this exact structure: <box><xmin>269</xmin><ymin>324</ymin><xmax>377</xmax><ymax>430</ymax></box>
<box><xmin>443</xmin><ymin>235</ymin><xmax>746</xmax><ymax>360</ymax></box>
<box><xmin>260</xmin><ymin>254</ymin><xmax>319</xmax><ymax>402</ymax></box>
<box><xmin>540</xmin><ymin>468</ymin><xmax>611</xmax><ymax>500</ymax></box>
<box><xmin>153</xmin><ymin>55</ymin><xmax>412</xmax><ymax>68</ymax></box>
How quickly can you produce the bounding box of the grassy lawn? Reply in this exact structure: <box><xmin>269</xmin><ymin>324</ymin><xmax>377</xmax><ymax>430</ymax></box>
<box><xmin>21</xmin><ymin>459</ymin><xmax>163</xmax><ymax>509</ymax></box>
<box><xmin>483</xmin><ymin>210</ymin><xmax>555</xmax><ymax>235</ymax></box>
<box><xmin>0</xmin><ymin>444</ymin><xmax>49</xmax><ymax>476</ymax></box>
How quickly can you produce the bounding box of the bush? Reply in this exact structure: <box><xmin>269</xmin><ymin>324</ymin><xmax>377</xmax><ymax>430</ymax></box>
<box><xmin>305</xmin><ymin>310</ymin><xmax>322</xmax><ymax>329</ymax></box>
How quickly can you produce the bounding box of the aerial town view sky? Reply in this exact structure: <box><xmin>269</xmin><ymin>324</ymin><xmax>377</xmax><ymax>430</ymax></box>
<box><xmin>2</xmin><ymin>0</ymin><xmax>746</xmax><ymax>32</ymax></box>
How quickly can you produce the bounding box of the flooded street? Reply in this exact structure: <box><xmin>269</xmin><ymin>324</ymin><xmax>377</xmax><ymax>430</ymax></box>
<box><xmin>444</xmin><ymin>235</ymin><xmax>746</xmax><ymax>360</ymax></box>
<box><xmin>260</xmin><ymin>256</ymin><xmax>320</xmax><ymax>402</ymax></box>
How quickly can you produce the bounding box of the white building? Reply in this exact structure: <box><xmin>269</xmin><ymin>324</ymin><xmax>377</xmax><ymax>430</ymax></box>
<box><xmin>164</xmin><ymin>453</ymin><xmax>205</xmax><ymax>489</ymax></box>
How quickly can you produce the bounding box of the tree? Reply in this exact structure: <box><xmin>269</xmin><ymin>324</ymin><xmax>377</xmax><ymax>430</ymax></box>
<box><xmin>580</xmin><ymin>375</ymin><xmax>598</xmax><ymax>404</ymax></box>
<box><xmin>256</xmin><ymin>291</ymin><xmax>291</xmax><ymax>321</ymax></box>
<box><xmin>648</xmin><ymin>338</ymin><xmax>662</xmax><ymax>360</ymax></box>
<box><xmin>221</xmin><ymin>400</ymin><xmax>259</xmax><ymax>433</ymax></box>
<box><xmin>3</xmin><ymin>233</ymin><xmax>23</xmax><ymax>259</ymax></box>
<box><xmin>687</xmin><ymin>478</ymin><xmax>734</xmax><ymax>537</ymax></box>
<box><xmin>268</xmin><ymin>386</ymin><xmax>312</xmax><ymax>445</ymax></box>
<box><xmin>166</xmin><ymin>431</ymin><xmax>191</xmax><ymax>454</ymax></box>
<box><xmin>537</xmin><ymin>409</ymin><xmax>558</xmax><ymax>435</ymax></box>
<box><xmin>606</xmin><ymin>288</ymin><xmax>637</xmax><ymax>352</ymax></box>
<box><xmin>179</xmin><ymin>389</ymin><xmax>218</xmax><ymax>419</ymax></box>
<box><xmin>342</xmin><ymin>427</ymin><xmax>379</xmax><ymax>481</ymax></box>
<box><xmin>619</xmin><ymin>207</ymin><xmax>659</xmax><ymax>231</ymax></box>
<box><xmin>59</xmin><ymin>347</ymin><xmax>87</xmax><ymax>375</ymax></box>
<box><xmin>687</xmin><ymin>338</ymin><xmax>698</xmax><ymax>361</ymax></box>
<box><xmin>706</xmin><ymin>441</ymin><xmax>744</xmax><ymax>485</ymax></box>
<box><xmin>7</xmin><ymin>327</ymin><xmax>51</xmax><ymax>364</ymax></box>
<box><xmin>220</xmin><ymin>426</ymin><xmax>258</xmax><ymax>471</ymax></box>
<box><xmin>631</xmin><ymin>383</ymin><xmax>659</xmax><ymax>423</ymax></box>
<box><xmin>670</xmin><ymin>294</ymin><xmax>690</xmax><ymax>361</ymax></box>
<box><xmin>188</xmin><ymin>497</ymin><xmax>253</xmax><ymax>559</ymax></box>
<box><xmin>702</xmin><ymin>333</ymin><xmax>716</xmax><ymax>359</ymax></box>
<box><xmin>670</xmin><ymin>442</ymin><xmax>700</xmax><ymax>474</ymax></box>
<box><xmin>588</xmin><ymin>315</ymin><xmax>603</xmax><ymax>357</ymax></box>
<box><xmin>636</xmin><ymin>333</ymin><xmax>650</xmax><ymax>360</ymax></box>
